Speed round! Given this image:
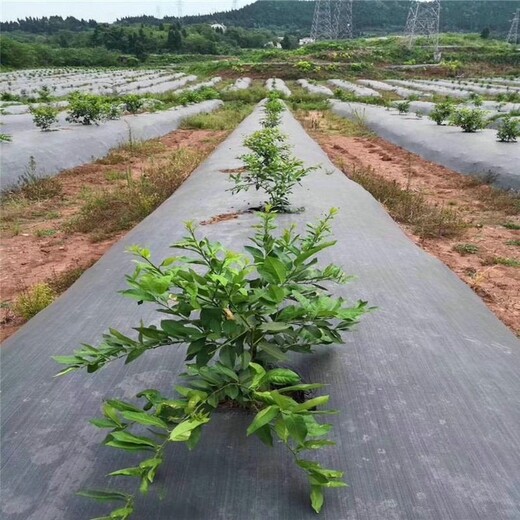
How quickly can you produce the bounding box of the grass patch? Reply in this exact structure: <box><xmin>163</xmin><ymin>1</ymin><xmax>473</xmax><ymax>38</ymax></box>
<box><xmin>296</xmin><ymin>109</ymin><xmax>374</xmax><ymax>138</ymax></box>
<box><xmin>502</xmin><ymin>222</ymin><xmax>520</xmax><ymax>230</ymax></box>
<box><xmin>180</xmin><ymin>102</ymin><xmax>253</xmax><ymax>131</ymax></box>
<box><xmin>47</xmin><ymin>263</ymin><xmax>93</xmax><ymax>294</ymax></box>
<box><xmin>97</xmin><ymin>139</ymin><xmax>166</xmax><ymax>165</ymax></box>
<box><xmin>348</xmin><ymin>165</ymin><xmax>467</xmax><ymax>239</ymax></box>
<box><xmin>464</xmin><ymin>177</ymin><xmax>520</xmax><ymax>216</ymax></box>
<box><xmin>453</xmin><ymin>243</ymin><xmax>479</xmax><ymax>255</ymax></box>
<box><xmin>506</xmin><ymin>240</ymin><xmax>520</xmax><ymax>246</ymax></box>
<box><xmin>13</xmin><ymin>283</ymin><xmax>55</xmax><ymax>320</ymax></box>
<box><xmin>34</xmin><ymin>228</ymin><xmax>57</xmax><ymax>238</ymax></box>
<box><xmin>67</xmin><ymin>148</ymin><xmax>204</xmax><ymax>240</ymax></box>
<box><xmin>484</xmin><ymin>256</ymin><xmax>520</xmax><ymax>268</ymax></box>
<box><xmin>220</xmin><ymin>85</ymin><xmax>268</xmax><ymax>104</ymax></box>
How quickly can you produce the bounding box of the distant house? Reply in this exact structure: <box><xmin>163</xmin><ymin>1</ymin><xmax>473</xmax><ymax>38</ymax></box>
<box><xmin>299</xmin><ymin>37</ymin><xmax>315</xmax><ymax>46</ymax></box>
<box><xmin>210</xmin><ymin>23</ymin><xmax>227</xmax><ymax>33</ymax></box>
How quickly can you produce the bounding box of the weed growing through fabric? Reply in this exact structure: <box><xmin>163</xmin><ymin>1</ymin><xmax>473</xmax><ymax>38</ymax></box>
<box><xmin>55</xmin><ymin>210</ymin><xmax>370</xmax><ymax>518</ymax></box>
<box><xmin>13</xmin><ymin>283</ymin><xmax>55</xmax><ymax>320</ymax></box>
<box><xmin>497</xmin><ymin>116</ymin><xmax>520</xmax><ymax>143</ymax></box>
<box><xmin>506</xmin><ymin>240</ymin><xmax>520</xmax><ymax>247</ymax></box>
<box><xmin>0</xmin><ymin>133</ymin><xmax>12</xmax><ymax>142</ymax></box>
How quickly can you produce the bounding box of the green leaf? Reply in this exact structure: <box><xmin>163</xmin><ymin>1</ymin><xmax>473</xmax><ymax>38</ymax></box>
<box><xmin>259</xmin><ymin>322</ymin><xmax>291</xmax><ymax>333</ymax></box>
<box><xmin>107</xmin><ymin>467</ymin><xmax>141</xmax><ymax>478</ymax></box>
<box><xmin>265</xmin><ymin>368</ymin><xmax>301</xmax><ymax>386</ymax></box>
<box><xmin>109</xmin><ymin>431</ymin><xmax>157</xmax><ymax>448</ymax></box>
<box><xmin>77</xmin><ymin>490</ymin><xmax>129</xmax><ymax>502</ymax></box>
<box><xmin>283</xmin><ymin>413</ymin><xmax>308</xmax><ymax>445</ymax></box>
<box><xmin>120</xmin><ymin>411</ymin><xmax>168</xmax><ymax>430</ymax></box>
<box><xmin>247</xmin><ymin>405</ymin><xmax>280</xmax><ymax>436</ymax></box>
<box><xmin>90</xmin><ymin>418</ymin><xmax>119</xmax><ymax>429</ymax></box>
<box><xmin>277</xmin><ymin>383</ymin><xmax>325</xmax><ymax>394</ymax></box>
<box><xmin>249</xmin><ymin>362</ymin><xmax>267</xmax><ymax>389</ymax></box>
<box><xmin>310</xmin><ymin>485</ymin><xmax>324</xmax><ymax>513</ymax></box>
<box><xmin>169</xmin><ymin>417</ymin><xmax>210</xmax><ymax>442</ymax></box>
<box><xmin>258</xmin><ymin>257</ymin><xmax>287</xmax><ymax>284</ymax></box>
<box><xmin>254</xmin><ymin>424</ymin><xmax>273</xmax><ymax>447</ymax></box>
<box><xmin>293</xmin><ymin>395</ymin><xmax>329</xmax><ymax>412</ymax></box>
<box><xmin>257</xmin><ymin>342</ymin><xmax>286</xmax><ymax>361</ymax></box>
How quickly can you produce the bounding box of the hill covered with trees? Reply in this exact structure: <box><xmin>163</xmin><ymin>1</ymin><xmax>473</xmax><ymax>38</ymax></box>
<box><xmin>1</xmin><ymin>0</ymin><xmax>518</xmax><ymax>69</ymax></box>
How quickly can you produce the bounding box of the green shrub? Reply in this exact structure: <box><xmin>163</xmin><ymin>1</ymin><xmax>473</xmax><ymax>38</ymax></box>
<box><xmin>14</xmin><ymin>283</ymin><xmax>55</xmax><ymax>319</ymax></box>
<box><xmin>395</xmin><ymin>100</ymin><xmax>411</xmax><ymax>114</ymax></box>
<box><xmin>232</xmin><ymin>126</ymin><xmax>313</xmax><ymax>211</ymax></box>
<box><xmin>449</xmin><ymin>107</ymin><xmax>487</xmax><ymax>133</ymax></box>
<box><xmin>55</xmin><ymin>210</ymin><xmax>370</xmax><ymax>518</ymax></box>
<box><xmin>175</xmin><ymin>87</ymin><xmax>220</xmax><ymax>106</ymax></box>
<box><xmin>497</xmin><ymin>116</ymin><xmax>520</xmax><ymax>143</ymax></box>
<box><xmin>123</xmin><ymin>94</ymin><xmax>143</xmax><ymax>114</ymax></box>
<box><xmin>38</xmin><ymin>85</ymin><xmax>52</xmax><ymax>102</ymax></box>
<box><xmin>429</xmin><ymin>100</ymin><xmax>454</xmax><ymax>126</ymax></box>
<box><xmin>0</xmin><ymin>133</ymin><xmax>12</xmax><ymax>142</ymax></box>
<box><xmin>66</xmin><ymin>92</ymin><xmax>107</xmax><ymax>125</ymax></box>
<box><xmin>30</xmin><ymin>104</ymin><xmax>59</xmax><ymax>131</ymax></box>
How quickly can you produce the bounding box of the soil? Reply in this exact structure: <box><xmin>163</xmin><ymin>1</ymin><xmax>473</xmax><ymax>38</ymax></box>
<box><xmin>299</xmin><ymin>111</ymin><xmax>520</xmax><ymax>335</ymax></box>
<box><xmin>0</xmin><ymin>129</ymin><xmax>228</xmax><ymax>342</ymax></box>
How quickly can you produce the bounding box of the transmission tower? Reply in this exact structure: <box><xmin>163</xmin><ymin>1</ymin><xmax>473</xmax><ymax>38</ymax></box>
<box><xmin>177</xmin><ymin>0</ymin><xmax>183</xmax><ymax>18</ymax></box>
<box><xmin>507</xmin><ymin>9</ymin><xmax>519</xmax><ymax>45</ymax></box>
<box><xmin>232</xmin><ymin>0</ymin><xmax>239</xmax><ymax>10</ymax></box>
<box><xmin>312</xmin><ymin>0</ymin><xmax>353</xmax><ymax>40</ymax></box>
<box><xmin>311</xmin><ymin>0</ymin><xmax>334</xmax><ymax>40</ymax></box>
<box><xmin>404</xmin><ymin>0</ymin><xmax>441</xmax><ymax>56</ymax></box>
<box><xmin>333</xmin><ymin>0</ymin><xmax>354</xmax><ymax>39</ymax></box>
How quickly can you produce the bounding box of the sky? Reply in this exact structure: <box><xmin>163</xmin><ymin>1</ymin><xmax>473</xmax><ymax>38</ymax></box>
<box><xmin>0</xmin><ymin>0</ymin><xmax>260</xmax><ymax>23</ymax></box>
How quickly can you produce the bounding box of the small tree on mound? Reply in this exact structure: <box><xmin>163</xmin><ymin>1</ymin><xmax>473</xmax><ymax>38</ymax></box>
<box><xmin>231</xmin><ymin>127</ymin><xmax>313</xmax><ymax>211</ymax></box>
<box><xmin>497</xmin><ymin>116</ymin><xmax>520</xmax><ymax>143</ymax></box>
<box><xmin>55</xmin><ymin>210</ymin><xmax>370</xmax><ymax>519</ymax></box>
<box><xmin>30</xmin><ymin>104</ymin><xmax>59</xmax><ymax>131</ymax></box>
<box><xmin>66</xmin><ymin>92</ymin><xmax>107</xmax><ymax>125</ymax></box>
<box><xmin>429</xmin><ymin>100</ymin><xmax>454</xmax><ymax>126</ymax></box>
<box><xmin>449</xmin><ymin>107</ymin><xmax>487</xmax><ymax>133</ymax></box>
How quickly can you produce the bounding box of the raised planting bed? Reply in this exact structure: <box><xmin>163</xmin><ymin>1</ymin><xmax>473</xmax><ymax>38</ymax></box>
<box><xmin>0</xmin><ymin>100</ymin><xmax>223</xmax><ymax>189</ymax></box>
<box><xmin>2</xmin><ymin>102</ymin><xmax>519</xmax><ymax>520</ymax></box>
<box><xmin>228</xmin><ymin>77</ymin><xmax>252</xmax><ymax>91</ymax></box>
<box><xmin>297</xmin><ymin>79</ymin><xmax>333</xmax><ymax>97</ymax></box>
<box><xmin>331</xmin><ymin>100</ymin><xmax>520</xmax><ymax>190</ymax></box>
<box><xmin>265</xmin><ymin>78</ymin><xmax>292</xmax><ymax>97</ymax></box>
<box><xmin>358</xmin><ymin>79</ymin><xmax>432</xmax><ymax>99</ymax></box>
<box><xmin>328</xmin><ymin>79</ymin><xmax>381</xmax><ymax>98</ymax></box>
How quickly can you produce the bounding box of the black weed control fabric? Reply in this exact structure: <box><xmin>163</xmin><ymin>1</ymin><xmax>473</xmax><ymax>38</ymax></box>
<box><xmin>2</xmin><ymin>104</ymin><xmax>519</xmax><ymax>520</ymax></box>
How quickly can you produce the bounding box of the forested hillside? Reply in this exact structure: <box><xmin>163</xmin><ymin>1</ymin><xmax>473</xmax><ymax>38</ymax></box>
<box><xmin>1</xmin><ymin>0</ymin><xmax>518</xmax><ymax>69</ymax></box>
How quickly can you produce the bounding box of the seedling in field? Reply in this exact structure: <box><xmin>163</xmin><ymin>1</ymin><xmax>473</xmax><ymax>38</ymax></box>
<box><xmin>30</xmin><ymin>104</ymin><xmax>59</xmax><ymax>131</ymax></box>
<box><xmin>55</xmin><ymin>210</ymin><xmax>370</xmax><ymax>519</ymax></box>
<box><xmin>449</xmin><ymin>107</ymin><xmax>487</xmax><ymax>133</ymax></box>
<box><xmin>497</xmin><ymin>116</ymin><xmax>520</xmax><ymax>143</ymax></box>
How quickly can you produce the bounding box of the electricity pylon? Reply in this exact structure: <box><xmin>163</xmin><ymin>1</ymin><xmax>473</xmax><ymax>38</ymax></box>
<box><xmin>311</xmin><ymin>0</ymin><xmax>334</xmax><ymax>40</ymax></box>
<box><xmin>333</xmin><ymin>0</ymin><xmax>354</xmax><ymax>40</ymax></box>
<box><xmin>311</xmin><ymin>0</ymin><xmax>353</xmax><ymax>40</ymax></box>
<box><xmin>177</xmin><ymin>0</ymin><xmax>183</xmax><ymax>18</ymax></box>
<box><xmin>404</xmin><ymin>0</ymin><xmax>441</xmax><ymax>57</ymax></box>
<box><xmin>507</xmin><ymin>9</ymin><xmax>519</xmax><ymax>45</ymax></box>
<box><xmin>232</xmin><ymin>0</ymin><xmax>239</xmax><ymax>10</ymax></box>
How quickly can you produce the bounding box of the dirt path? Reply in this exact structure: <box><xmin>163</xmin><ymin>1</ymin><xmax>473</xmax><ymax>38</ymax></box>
<box><xmin>298</xmin><ymin>112</ymin><xmax>519</xmax><ymax>335</ymax></box>
<box><xmin>0</xmin><ymin>129</ymin><xmax>227</xmax><ymax>342</ymax></box>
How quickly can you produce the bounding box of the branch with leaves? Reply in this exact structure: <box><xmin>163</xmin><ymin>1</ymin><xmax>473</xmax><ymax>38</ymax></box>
<box><xmin>55</xmin><ymin>210</ymin><xmax>371</xmax><ymax>518</ymax></box>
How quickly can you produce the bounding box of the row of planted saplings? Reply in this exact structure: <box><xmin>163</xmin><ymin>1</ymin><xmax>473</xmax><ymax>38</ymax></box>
<box><xmin>54</xmin><ymin>95</ymin><xmax>370</xmax><ymax>518</ymax></box>
<box><xmin>392</xmin><ymin>97</ymin><xmax>519</xmax><ymax>142</ymax></box>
